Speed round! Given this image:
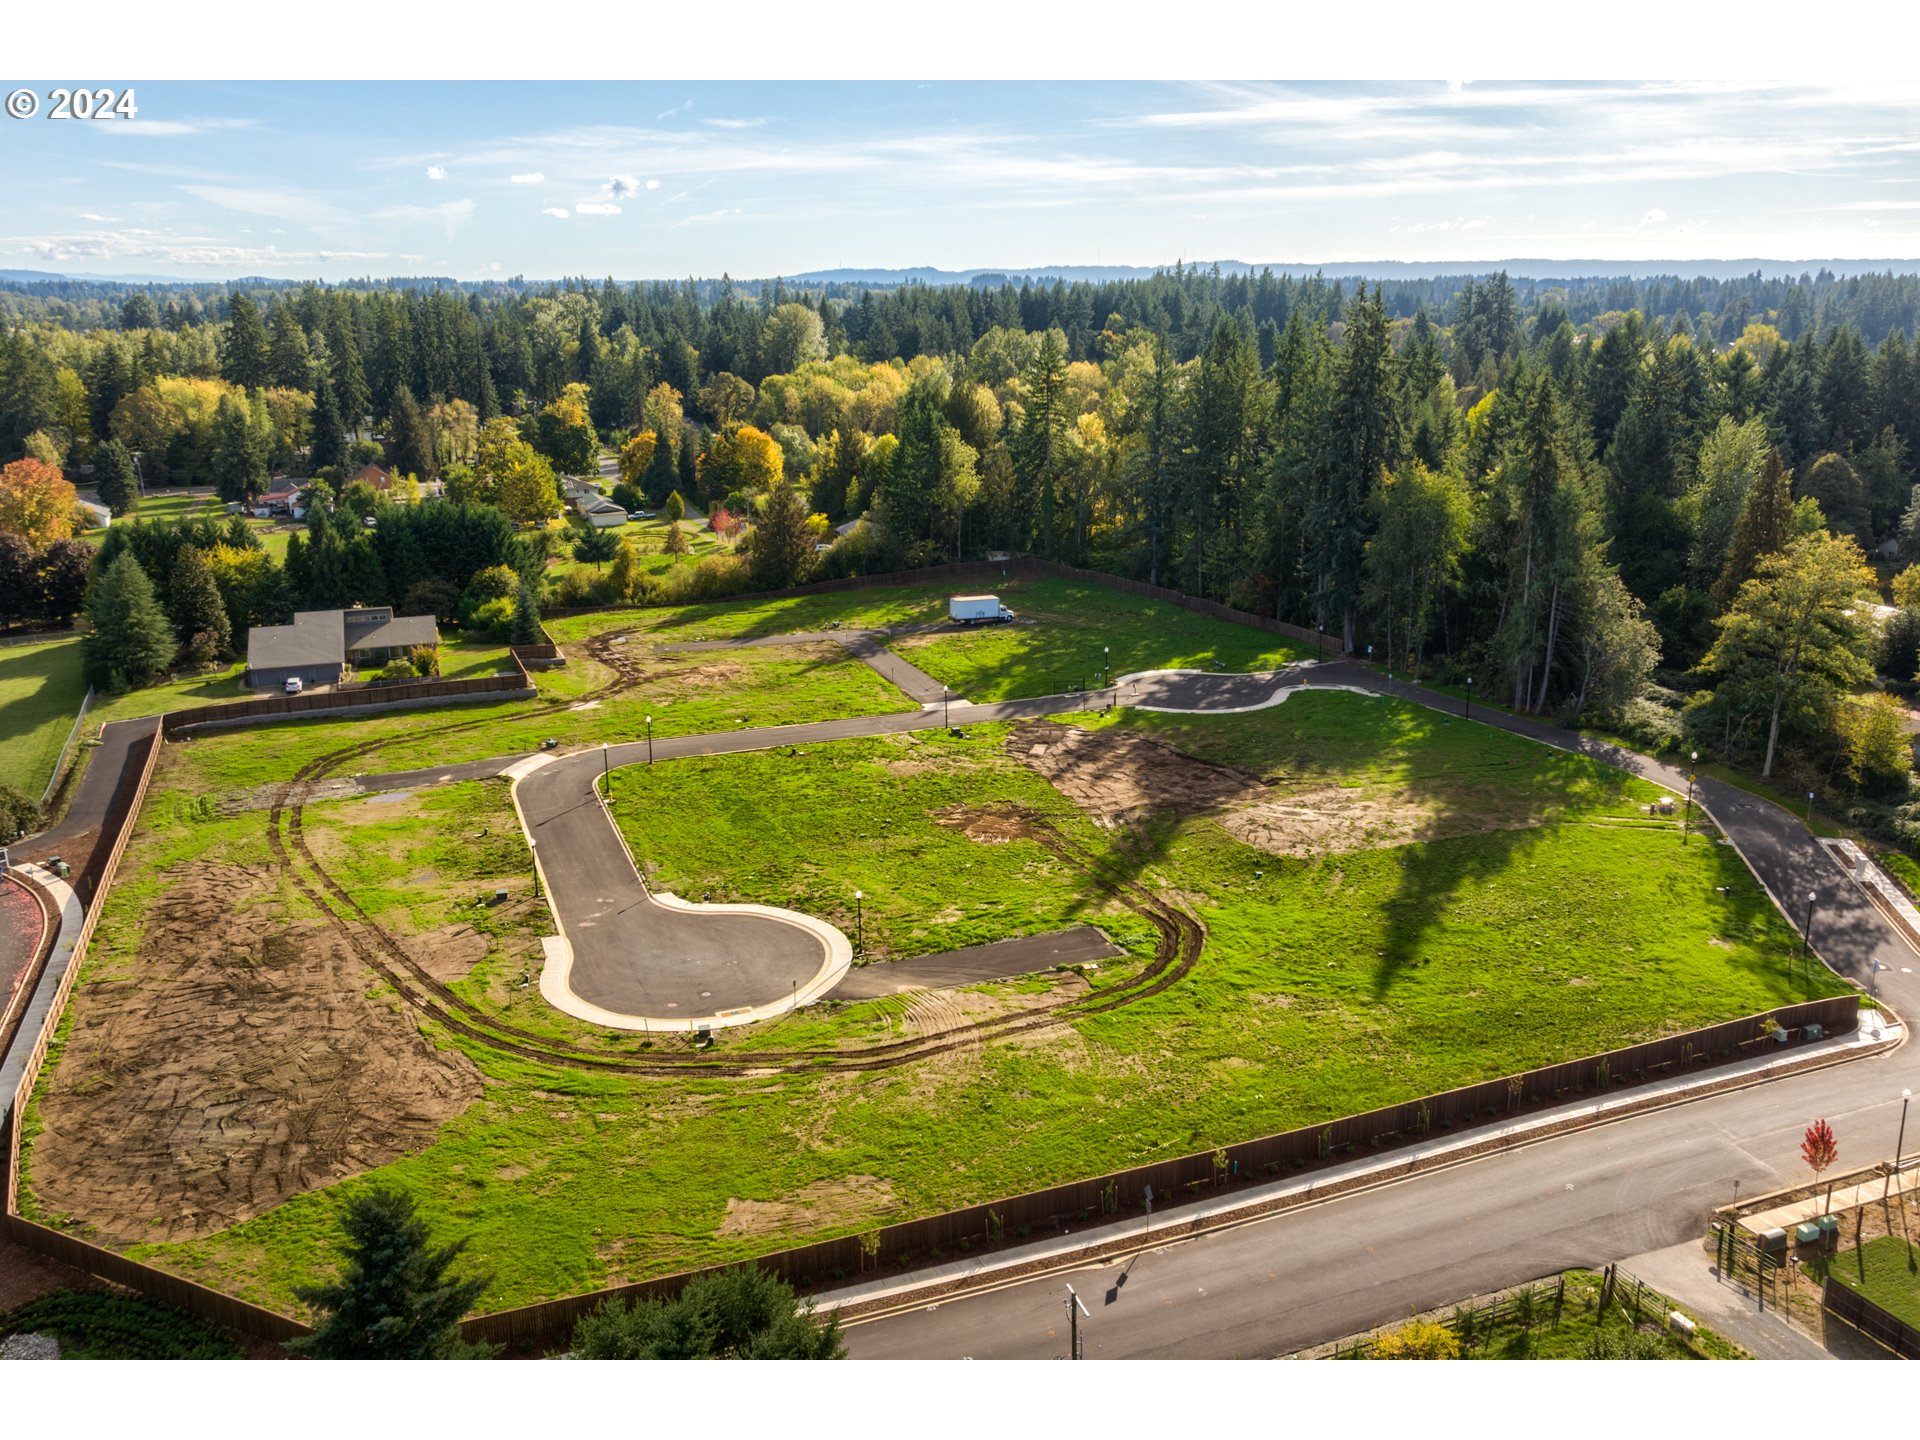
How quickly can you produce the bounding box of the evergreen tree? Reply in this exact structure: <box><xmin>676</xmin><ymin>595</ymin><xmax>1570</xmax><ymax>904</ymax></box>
<box><xmin>386</xmin><ymin>384</ymin><xmax>434</xmax><ymax>479</ymax></box>
<box><xmin>678</xmin><ymin>429</ymin><xmax>699</xmax><ymax>500</ymax></box>
<box><xmin>1010</xmin><ymin>330</ymin><xmax>1069</xmax><ymax>556</ymax></box>
<box><xmin>94</xmin><ymin>438</ymin><xmax>139</xmax><ymax>515</ymax></box>
<box><xmin>1713</xmin><ymin>449</ymin><xmax>1794</xmax><ymax>608</ymax></box>
<box><xmin>1311</xmin><ymin>284</ymin><xmax>1398</xmax><ymax>649</ymax></box>
<box><xmin>267</xmin><ymin>303</ymin><xmax>313</xmax><ymax>390</ymax></box>
<box><xmin>82</xmin><ymin>552</ymin><xmax>176</xmax><ymax>693</ymax></box>
<box><xmin>572</xmin><ymin>1265</ymin><xmax>844</xmax><ymax>1361</ymax></box>
<box><xmin>749</xmin><ymin>481</ymin><xmax>815</xmax><ymax>590</ymax></box>
<box><xmin>664</xmin><ymin>490</ymin><xmax>686</xmax><ymax>523</ymax></box>
<box><xmin>287</xmin><ymin>1187</ymin><xmax>496</xmax><ymax>1360</ymax></box>
<box><xmin>310</xmin><ymin>379</ymin><xmax>348</xmax><ymax>473</ymax></box>
<box><xmin>510</xmin><ymin>576</ymin><xmax>541</xmax><ymax>645</ymax></box>
<box><xmin>645</xmin><ymin>426</ymin><xmax>679</xmax><ymax>502</ymax></box>
<box><xmin>210</xmin><ymin>392</ymin><xmax>268</xmax><ymax>504</ymax></box>
<box><xmin>166</xmin><ymin>544</ymin><xmax>232</xmax><ymax>659</ymax></box>
<box><xmin>221</xmin><ymin>293</ymin><xmax>270</xmax><ymax>390</ymax></box>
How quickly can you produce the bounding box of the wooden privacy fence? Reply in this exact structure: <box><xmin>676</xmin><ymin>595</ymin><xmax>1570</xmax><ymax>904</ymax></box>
<box><xmin>1822</xmin><ymin>1275</ymin><xmax>1920</xmax><ymax>1358</ymax></box>
<box><xmin>160</xmin><ymin>653</ymin><xmax>534</xmax><ymax>735</ymax></box>
<box><xmin>543</xmin><ymin>554</ymin><xmax>1345</xmax><ymax>657</ymax></box>
<box><xmin>459</xmin><ymin>993</ymin><xmax>1858</xmax><ymax>1350</ymax></box>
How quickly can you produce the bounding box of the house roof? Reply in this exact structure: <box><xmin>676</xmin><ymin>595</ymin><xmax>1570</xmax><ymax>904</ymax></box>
<box><xmin>352</xmin><ymin>464</ymin><xmax>394</xmax><ymax>489</ymax></box>
<box><xmin>346</xmin><ymin>616</ymin><xmax>440</xmax><ymax>653</ymax></box>
<box><xmin>248</xmin><ymin>620</ymin><xmax>348</xmax><ymax>673</ymax></box>
<box><xmin>248</xmin><ymin>608</ymin><xmax>439</xmax><ymax>672</ymax></box>
<box><xmin>580</xmin><ymin>496</ymin><xmax>626</xmax><ymax>514</ymax></box>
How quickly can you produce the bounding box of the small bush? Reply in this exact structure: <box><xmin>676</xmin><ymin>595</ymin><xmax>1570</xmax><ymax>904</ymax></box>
<box><xmin>0</xmin><ymin>1289</ymin><xmax>243</xmax><ymax>1360</ymax></box>
<box><xmin>1372</xmin><ymin>1318</ymin><xmax>1460</xmax><ymax>1360</ymax></box>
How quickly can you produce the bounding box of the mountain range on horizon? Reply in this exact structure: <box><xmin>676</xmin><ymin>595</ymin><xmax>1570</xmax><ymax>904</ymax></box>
<box><xmin>8</xmin><ymin>258</ymin><xmax>1920</xmax><ymax>290</ymax></box>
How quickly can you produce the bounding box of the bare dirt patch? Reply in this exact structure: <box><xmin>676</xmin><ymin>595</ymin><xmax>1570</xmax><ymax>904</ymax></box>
<box><xmin>1006</xmin><ymin>721</ymin><xmax>1266</xmax><ymax>827</ymax></box>
<box><xmin>26</xmin><ymin>861</ymin><xmax>481</xmax><ymax>1246</ymax></box>
<box><xmin>407</xmin><ymin>923</ymin><xmax>492</xmax><ymax>983</ymax></box>
<box><xmin>931</xmin><ymin>803</ymin><xmax>1045</xmax><ymax>844</ymax></box>
<box><xmin>1219</xmin><ymin>782</ymin><xmax>1540</xmax><ymax>857</ymax></box>
<box><xmin>718</xmin><ymin>1175</ymin><xmax>899</xmax><ymax>1238</ymax></box>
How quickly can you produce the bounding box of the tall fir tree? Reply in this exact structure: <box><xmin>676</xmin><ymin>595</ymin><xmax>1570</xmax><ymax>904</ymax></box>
<box><xmin>93</xmin><ymin>438</ymin><xmax>139</xmax><ymax>515</ymax></box>
<box><xmin>83</xmin><ymin>551</ymin><xmax>177</xmax><ymax>693</ymax></box>
<box><xmin>166</xmin><ymin>544</ymin><xmax>232</xmax><ymax>659</ymax></box>
<box><xmin>221</xmin><ymin>293</ymin><xmax>269</xmax><ymax>390</ymax></box>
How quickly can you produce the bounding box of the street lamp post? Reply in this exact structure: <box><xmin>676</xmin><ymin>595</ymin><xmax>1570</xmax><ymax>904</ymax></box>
<box><xmin>1464</xmin><ymin>676</ymin><xmax>1473</xmax><ymax>721</ymax></box>
<box><xmin>1103</xmin><ymin>645</ymin><xmax>1109</xmax><ymax>687</ymax></box>
<box><xmin>1684</xmin><ymin>749</ymin><xmax>1698</xmax><ymax>843</ymax></box>
<box><xmin>645</xmin><ymin>714</ymin><xmax>654</xmax><ymax>766</ymax></box>
<box><xmin>1063</xmin><ymin>1284</ymin><xmax>1088</xmax><ymax>1360</ymax></box>
<box><xmin>943</xmin><ymin>685</ymin><xmax>949</xmax><ymax>728</ymax></box>
<box><xmin>1799</xmin><ymin>891</ymin><xmax>1818</xmax><ymax>976</ymax></box>
<box><xmin>1806</xmin><ymin>791</ymin><xmax>1816</xmax><ymax>827</ymax></box>
<box><xmin>602</xmin><ymin>741</ymin><xmax>609</xmax><ymax>790</ymax></box>
<box><xmin>1885</xmin><ymin>1087</ymin><xmax>1913</xmax><ymax>1211</ymax></box>
<box><xmin>854</xmin><ymin>888</ymin><xmax>864</xmax><ymax>959</ymax></box>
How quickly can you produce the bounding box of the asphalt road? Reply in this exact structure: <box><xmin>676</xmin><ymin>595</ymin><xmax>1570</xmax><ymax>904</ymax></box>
<box><xmin>845</xmin><ymin>663</ymin><xmax>1920</xmax><ymax>1358</ymax></box>
<box><xmin>831</xmin><ymin>925</ymin><xmax>1122</xmax><ymax>1000</ymax></box>
<box><xmin>13</xmin><ymin>716</ymin><xmax>160</xmax><ymax>872</ymax></box>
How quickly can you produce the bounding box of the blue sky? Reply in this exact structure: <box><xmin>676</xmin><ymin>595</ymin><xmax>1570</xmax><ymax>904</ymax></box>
<box><xmin>6</xmin><ymin>79</ymin><xmax>1920</xmax><ymax>279</ymax></box>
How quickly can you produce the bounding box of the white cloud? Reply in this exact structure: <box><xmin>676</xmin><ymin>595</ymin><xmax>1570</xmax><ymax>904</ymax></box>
<box><xmin>100</xmin><ymin>115</ymin><xmax>258</xmax><ymax>139</ymax></box>
<box><xmin>645</xmin><ymin>179</ymin><xmax>661</xmax><ymax>190</ymax></box>
<box><xmin>3</xmin><ymin>226</ymin><xmax>389</xmax><ymax>269</ymax></box>
<box><xmin>671</xmin><ymin>206</ymin><xmax>742</xmax><ymax>229</ymax></box>
<box><xmin>574</xmin><ymin>201</ymin><xmax>622</xmax><ymax>216</ymax></box>
<box><xmin>656</xmin><ymin>99</ymin><xmax>692</xmax><ymax>120</ymax></box>
<box><xmin>542</xmin><ymin>207</ymin><xmax>570</xmax><ymax>219</ymax></box>
<box><xmin>604</xmin><ymin>174</ymin><xmax>641</xmax><ymax>199</ymax></box>
<box><xmin>77</xmin><ymin>212</ymin><xmax>120</xmax><ymax>222</ymax></box>
<box><xmin>426</xmin><ymin>165</ymin><xmax>448</xmax><ymax>181</ymax></box>
<box><xmin>1636</xmin><ymin>208</ymin><xmax>1669</xmax><ymax>232</ymax></box>
<box><xmin>180</xmin><ymin>184</ymin><xmax>356</xmax><ymax>230</ymax></box>
<box><xmin>510</xmin><ymin>172</ymin><xmax>545</xmax><ymax>184</ymax></box>
<box><xmin>705</xmin><ymin>117</ymin><xmax>765</xmax><ymax>130</ymax></box>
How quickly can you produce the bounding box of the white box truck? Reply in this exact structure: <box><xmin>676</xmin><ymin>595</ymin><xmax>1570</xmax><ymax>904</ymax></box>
<box><xmin>950</xmin><ymin>594</ymin><xmax>1015</xmax><ymax>625</ymax></box>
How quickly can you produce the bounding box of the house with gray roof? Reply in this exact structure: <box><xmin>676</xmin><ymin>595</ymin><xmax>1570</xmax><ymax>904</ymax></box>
<box><xmin>245</xmin><ymin>606</ymin><xmax>441</xmax><ymax>692</ymax></box>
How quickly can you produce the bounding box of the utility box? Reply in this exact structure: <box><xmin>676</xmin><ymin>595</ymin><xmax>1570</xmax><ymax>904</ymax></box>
<box><xmin>1669</xmin><ymin>1311</ymin><xmax>1696</xmax><ymax>1338</ymax></box>
<box><xmin>1758</xmin><ymin>1227</ymin><xmax>1789</xmax><ymax>1257</ymax></box>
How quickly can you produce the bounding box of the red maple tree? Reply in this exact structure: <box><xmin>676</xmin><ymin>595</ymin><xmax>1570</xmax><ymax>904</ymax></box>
<box><xmin>1802</xmin><ymin>1118</ymin><xmax>1839</xmax><ymax>1216</ymax></box>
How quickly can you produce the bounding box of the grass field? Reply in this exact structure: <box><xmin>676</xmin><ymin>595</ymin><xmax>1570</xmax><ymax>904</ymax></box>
<box><xmin>0</xmin><ymin>634</ymin><xmax>87</xmax><ymax>801</ymax></box>
<box><xmin>34</xmin><ymin>683</ymin><xmax>1841</xmax><ymax>1314</ymax></box>
<box><xmin>1823</xmin><ymin>1234</ymin><xmax>1920</xmax><ymax>1329</ymax></box>
<box><xmin>896</xmin><ymin>579</ymin><xmax>1312</xmax><ymax>700</ymax></box>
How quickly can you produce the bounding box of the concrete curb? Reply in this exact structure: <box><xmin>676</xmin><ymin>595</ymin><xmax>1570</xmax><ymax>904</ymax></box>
<box><xmin>820</xmin><ymin>1015</ymin><xmax>1903</xmax><ymax>1321</ymax></box>
<box><xmin>506</xmin><ymin>751</ymin><xmax>851</xmax><ymax>1034</ymax></box>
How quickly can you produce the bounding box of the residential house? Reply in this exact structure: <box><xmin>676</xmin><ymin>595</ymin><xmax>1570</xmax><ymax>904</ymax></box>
<box><xmin>245</xmin><ymin>606</ymin><xmax>441</xmax><ymax>692</ymax></box>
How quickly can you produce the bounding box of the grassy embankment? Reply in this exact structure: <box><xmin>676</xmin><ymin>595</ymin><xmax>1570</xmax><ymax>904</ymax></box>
<box><xmin>0</xmin><ymin>634</ymin><xmax>87</xmax><ymax>799</ymax></box>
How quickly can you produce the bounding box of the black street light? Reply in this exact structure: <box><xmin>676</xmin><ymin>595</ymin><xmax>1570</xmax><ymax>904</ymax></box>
<box><xmin>602</xmin><ymin>741</ymin><xmax>610</xmax><ymax>790</ymax></box>
<box><xmin>853</xmin><ymin>888</ymin><xmax>865</xmax><ymax>959</ymax></box>
<box><xmin>942</xmin><ymin>685</ymin><xmax>949</xmax><ymax>728</ymax></box>
<box><xmin>1464</xmin><ymin>676</ymin><xmax>1473</xmax><ymax>721</ymax></box>
<box><xmin>1684</xmin><ymin>749</ymin><xmax>1698</xmax><ymax>843</ymax></box>
<box><xmin>1102</xmin><ymin>645</ymin><xmax>1110</xmax><ymax>687</ymax></box>
<box><xmin>1806</xmin><ymin>791</ymin><xmax>1816</xmax><ymax>827</ymax></box>
<box><xmin>645</xmin><ymin>714</ymin><xmax>654</xmax><ymax>766</ymax></box>
<box><xmin>1799</xmin><ymin>890</ymin><xmax>1818</xmax><ymax>973</ymax></box>
<box><xmin>1884</xmin><ymin>1087</ymin><xmax>1912</xmax><ymax>1211</ymax></box>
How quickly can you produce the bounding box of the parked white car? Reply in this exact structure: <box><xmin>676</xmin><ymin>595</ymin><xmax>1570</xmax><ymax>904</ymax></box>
<box><xmin>284</xmin><ymin>677</ymin><xmax>304</xmax><ymax>695</ymax></box>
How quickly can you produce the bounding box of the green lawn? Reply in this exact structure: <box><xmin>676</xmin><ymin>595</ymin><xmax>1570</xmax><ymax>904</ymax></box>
<box><xmin>1823</xmin><ymin>1234</ymin><xmax>1920</xmax><ymax>1330</ymax></box>
<box><xmin>895</xmin><ymin>578</ymin><xmax>1312</xmax><ymax>700</ymax></box>
<box><xmin>0</xmin><ymin>634</ymin><xmax>88</xmax><ymax>800</ymax></box>
<box><xmin>51</xmin><ymin>689</ymin><xmax>1841</xmax><ymax>1314</ymax></box>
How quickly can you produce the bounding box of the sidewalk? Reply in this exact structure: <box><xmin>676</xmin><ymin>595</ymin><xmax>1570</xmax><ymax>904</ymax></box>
<box><xmin>0</xmin><ymin>864</ymin><xmax>82</xmax><ymax>1121</ymax></box>
<box><xmin>815</xmin><ymin>1012</ymin><xmax>1902</xmax><ymax>1318</ymax></box>
<box><xmin>1618</xmin><ymin>1241</ymin><xmax>1836</xmax><ymax>1360</ymax></box>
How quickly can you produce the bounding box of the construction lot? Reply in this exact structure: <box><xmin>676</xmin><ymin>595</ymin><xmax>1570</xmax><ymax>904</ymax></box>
<box><xmin>9</xmin><ymin>578</ymin><xmax>1847</xmax><ymax>1313</ymax></box>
